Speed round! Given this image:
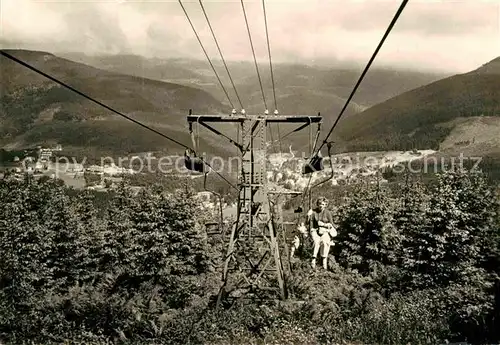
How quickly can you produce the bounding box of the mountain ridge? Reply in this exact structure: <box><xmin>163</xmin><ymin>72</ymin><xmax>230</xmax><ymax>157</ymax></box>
<box><xmin>60</xmin><ymin>51</ymin><xmax>448</xmax><ymax>109</ymax></box>
<box><xmin>334</xmin><ymin>55</ymin><xmax>500</xmax><ymax>154</ymax></box>
<box><xmin>2</xmin><ymin>49</ymin><xmax>497</xmax><ymax>161</ymax></box>
<box><xmin>0</xmin><ymin>49</ymin><xmax>232</xmax><ymax>157</ymax></box>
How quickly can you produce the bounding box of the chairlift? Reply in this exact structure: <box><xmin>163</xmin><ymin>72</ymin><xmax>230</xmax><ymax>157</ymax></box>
<box><xmin>184</xmin><ymin>148</ymin><xmax>205</xmax><ymax>173</ymax></box>
<box><xmin>307</xmin><ymin>142</ymin><xmax>334</xmax><ymax>209</ymax></box>
<box><xmin>185</xmin><ymin>112</ymin><xmax>205</xmax><ymax>173</ymax></box>
<box><xmin>302</xmin><ymin>116</ymin><xmax>324</xmax><ymax>175</ymax></box>
<box><xmin>302</xmin><ymin>151</ymin><xmax>324</xmax><ymax>175</ymax></box>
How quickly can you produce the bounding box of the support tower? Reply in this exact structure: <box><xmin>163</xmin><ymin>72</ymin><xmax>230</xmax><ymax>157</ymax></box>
<box><xmin>186</xmin><ymin>112</ymin><xmax>322</xmax><ymax>306</ymax></box>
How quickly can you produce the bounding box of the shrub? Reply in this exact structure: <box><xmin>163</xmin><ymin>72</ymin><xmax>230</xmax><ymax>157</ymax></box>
<box><xmin>0</xmin><ymin>168</ymin><xmax>498</xmax><ymax>344</ymax></box>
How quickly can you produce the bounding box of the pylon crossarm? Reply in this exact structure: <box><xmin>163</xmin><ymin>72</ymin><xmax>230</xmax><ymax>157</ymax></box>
<box><xmin>198</xmin><ymin>121</ymin><xmax>243</xmax><ymax>151</ymax></box>
<box><xmin>187</xmin><ymin>114</ymin><xmax>321</xmax><ymax>123</ymax></box>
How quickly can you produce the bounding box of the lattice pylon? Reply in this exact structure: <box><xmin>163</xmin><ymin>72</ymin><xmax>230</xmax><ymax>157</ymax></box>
<box><xmin>216</xmin><ymin>117</ymin><xmax>286</xmax><ymax>306</ymax></box>
<box><xmin>185</xmin><ymin>113</ymin><xmax>322</xmax><ymax>307</ymax></box>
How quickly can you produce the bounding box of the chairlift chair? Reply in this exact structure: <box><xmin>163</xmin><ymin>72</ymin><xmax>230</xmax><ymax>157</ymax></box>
<box><xmin>302</xmin><ymin>151</ymin><xmax>324</xmax><ymax>175</ymax></box>
<box><xmin>307</xmin><ymin>142</ymin><xmax>335</xmax><ymax>209</ymax></box>
<box><xmin>302</xmin><ymin>118</ymin><xmax>324</xmax><ymax>175</ymax></box>
<box><xmin>294</xmin><ymin>206</ymin><xmax>303</xmax><ymax>213</ymax></box>
<box><xmin>185</xmin><ymin>115</ymin><xmax>205</xmax><ymax>173</ymax></box>
<box><xmin>184</xmin><ymin>148</ymin><xmax>205</xmax><ymax>173</ymax></box>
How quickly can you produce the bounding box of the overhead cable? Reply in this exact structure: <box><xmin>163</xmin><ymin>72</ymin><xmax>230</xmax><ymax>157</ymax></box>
<box><xmin>240</xmin><ymin>0</ymin><xmax>268</xmax><ymax>111</ymax></box>
<box><xmin>0</xmin><ymin>50</ymin><xmax>238</xmax><ymax>191</ymax></box>
<box><xmin>178</xmin><ymin>0</ymin><xmax>235</xmax><ymax>110</ymax></box>
<box><xmin>198</xmin><ymin>0</ymin><xmax>244</xmax><ymax>110</ymax></box>
<box><xmin>314</xmin><ymin>0</ymin><xmax>409</xmax><ymax>156</ymax></box>
<box><xmin>262</xmin><ymin>0</ymin><xmax>277</xmax><ymax>112</ymax></box>
<box><xmin>302</xmin><ymin>0</ymin><xmax>409</xmax><ymax>204</ymax></box>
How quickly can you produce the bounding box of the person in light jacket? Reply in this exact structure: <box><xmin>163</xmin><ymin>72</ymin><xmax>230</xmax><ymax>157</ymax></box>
<box><xmin>309</xmin><ymin>197</ymin><xmax>337</xmax><ymax>269</ymax></box>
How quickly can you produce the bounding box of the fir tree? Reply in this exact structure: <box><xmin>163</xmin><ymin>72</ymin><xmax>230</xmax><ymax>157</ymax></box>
<box><xmin>335</xmin><ymin>181</ymin><xmax>399</xmax><ymax>274</ymax></box>
<box><xmin>101</xmin><ymin>182</ymin><xmax>137</xmax><ymax>275</ymax></box>
<box><xmin>395</xmin><ymin>175</ymin><xmax>430</xmax><ymax>289</ymax></box>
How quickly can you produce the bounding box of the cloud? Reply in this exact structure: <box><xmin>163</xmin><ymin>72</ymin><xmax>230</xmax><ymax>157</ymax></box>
<box><xmin>304</xmin><ymin>1</ymin><xmax>498</xmax><ymax>36</ymax></box>
<box><xmin>62</xmin><ymin>4</ymin><xmax>131</xmax><ymax>54</ymax></box>
<box><xmin>1</xmin><ymin>0</ymin><xmax>499</xmax><ymax>72</ymax></box>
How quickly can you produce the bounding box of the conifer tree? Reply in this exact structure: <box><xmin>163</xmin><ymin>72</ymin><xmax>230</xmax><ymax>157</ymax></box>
<box><xmin>101</xmin><ymin>181</ymin><xmax>137</xmax><ymax>274</ymax></box>
<box><xmin>401</xmin><ymin>169</ymin><xmax>498</xmax><ymax>289</ymax></box>
<box><xmin>38</xmin><ymin>179</ymin><xmax>84</xmax><ymax>290</ymax></box>
<box><xmin>395</xmin><ymin>175</ymin><xmax>430</xmax><ymax>289</ymax></box>
<box><xmin>72</xmin><ymin>189</ymin><xmax>104</xmax><ymax>283</ymax></box>
<box><xmin>335</xmin><ymin>181</ymin><xmax>399</xmax><ymax>274</ymax></box>
<box><xmin>0</xmin><ymin>180</ymin><xmax>50</xmax><ymax>310</ymax></box>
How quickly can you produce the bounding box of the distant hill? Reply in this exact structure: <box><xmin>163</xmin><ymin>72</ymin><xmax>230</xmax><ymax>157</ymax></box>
<box><xmin>0</xmin><ymin>50</ymin><xmax>447</xmax><ymax>159</ymax></box>
<box><xmin>59</xmin><ymin>52</ymin><xmax>447</xmax><ymax>153</ymax></box>
<box><xmin>335</xmin><ymin>56</ymin><xmax>500</xmax><ymax>154</ymax></box>
<box><xmin>61</xmin><ymin>52</ymin><xmax>447</xmax><ymax>113</ymax></box>
<box><xmin>0</xmin><ymin>49</ymin><xmax>233</xmax><ymax>158</ymax></box>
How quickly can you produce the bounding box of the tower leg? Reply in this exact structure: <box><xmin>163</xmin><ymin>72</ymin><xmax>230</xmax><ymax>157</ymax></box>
<box><xmin>268</xmin><ymin>220</ymin><xmax>286</xmax><ymax>300</ymax></box>
<box><xmin>216</xmin><ymin>220</ymin><xmax>238</xmax><ymax>309</ymax></box>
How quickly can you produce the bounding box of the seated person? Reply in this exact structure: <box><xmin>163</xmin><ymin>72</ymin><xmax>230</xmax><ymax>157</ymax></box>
<box><xmin>309</xmin><ymin>197</ymin><xmax>337</xmax><ymax>269</ymax></box>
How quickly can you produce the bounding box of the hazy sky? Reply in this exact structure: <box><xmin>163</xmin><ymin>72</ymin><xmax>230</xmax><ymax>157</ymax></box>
<box><xmin>1</xmin><ymin>0</ymin><xmax>499</xmax><ymax>73</ymax></box>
